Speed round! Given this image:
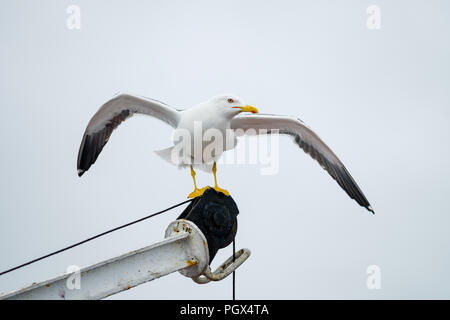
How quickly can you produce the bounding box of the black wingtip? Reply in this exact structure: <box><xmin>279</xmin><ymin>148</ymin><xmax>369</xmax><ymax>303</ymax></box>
<box><xmin>367</xmin><ymin>205</ymin><xmax>375</xmax><ymax>214</ymax></box>
<box><xmin>77</xmin><ymin>169</ymin><xmax>85</xmax><ymax>177</ymax></box>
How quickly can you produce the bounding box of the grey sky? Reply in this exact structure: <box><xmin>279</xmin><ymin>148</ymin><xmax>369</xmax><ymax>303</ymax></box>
<box><xmin>0</xmin><ymin>0</ymin><xmax>449</xmax><ymax>299</ymax></box>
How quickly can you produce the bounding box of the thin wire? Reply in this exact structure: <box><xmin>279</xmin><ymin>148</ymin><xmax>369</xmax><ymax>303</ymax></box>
<box><xmin>232</xmin><ymin>239</ymin><xmax>236</xmax><ymax>300</ymax></box>
<box><xmin>0</xmin><ymin>198</ymin><xmax>194</xmax><ymax>277</ymax></box>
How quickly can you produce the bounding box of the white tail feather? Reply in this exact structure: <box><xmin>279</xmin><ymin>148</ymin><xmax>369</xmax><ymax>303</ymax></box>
<box><xmin>154</xmin><ymin>146</ymin><xmax>214</xmax><ymax>172</ymax></box>
<box><xmin>154</xmin><ymin>146</ymin><xmax>181</xmax><ymax>167</ymax></box>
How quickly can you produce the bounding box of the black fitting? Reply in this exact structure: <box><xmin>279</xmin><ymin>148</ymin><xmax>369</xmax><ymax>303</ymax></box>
<box><xmin>178</xmin><ymin>188</ymin><xmax>239</xmax><ymax>263</ymax></box>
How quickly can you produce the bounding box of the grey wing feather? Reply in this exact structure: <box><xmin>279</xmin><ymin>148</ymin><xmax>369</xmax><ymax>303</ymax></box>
<box><xmin>77</xmin><ymin>93</ymin><xmax>180</xmax><ymax>176</ymax></box>
<box><xmin>231</xmin><ymin>114</ymin><xmax>374</xmax><ymax>213</ymax></box>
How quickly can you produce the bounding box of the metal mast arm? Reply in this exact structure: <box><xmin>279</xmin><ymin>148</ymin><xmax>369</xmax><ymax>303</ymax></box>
<box><xmin>2</xmin><ymin>221</ymin><xmax>208</xmax><ymax>300</ymax></box>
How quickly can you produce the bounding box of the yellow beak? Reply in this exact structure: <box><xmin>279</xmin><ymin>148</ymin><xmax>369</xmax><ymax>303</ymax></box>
<box><xmin>233</xmin><ymin>105</ymin><xmax>259</xmax><ymax>114</ymax></box>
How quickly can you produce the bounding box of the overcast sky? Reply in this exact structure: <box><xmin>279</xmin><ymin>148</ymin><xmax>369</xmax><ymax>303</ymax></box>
<box><xmin>1</xmin><ymin>0</ymin><xmax>449</xmax><ymax>299</ymax></box>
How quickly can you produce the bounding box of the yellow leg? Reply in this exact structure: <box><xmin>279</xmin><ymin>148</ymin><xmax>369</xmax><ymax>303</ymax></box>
<box><xmin>212</xmin><ymin>162</ymin><xmax>230</xmax><ymax>196</ymax></box>
<box><xmin>191</xmin><ymin>165</ymin><xmax>198</xmax><ymax>190</ymax></box>
<box><xmin>188</xmin><ymin>166</ymin><xmax>209</xmax><ymax>198</ymax></box>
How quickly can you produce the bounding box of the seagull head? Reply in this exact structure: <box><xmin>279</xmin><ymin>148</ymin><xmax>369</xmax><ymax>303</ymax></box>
<box><xmin>209</xmin><ymin>94</ymin><xmax>258</xmax><ymax>118</ymax></box>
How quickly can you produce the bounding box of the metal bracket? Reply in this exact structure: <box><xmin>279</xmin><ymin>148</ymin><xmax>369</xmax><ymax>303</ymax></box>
<box><xmin>165</xmin><ymin>219</ymin><xmax>250</xmax><ymax>284</ymax></box>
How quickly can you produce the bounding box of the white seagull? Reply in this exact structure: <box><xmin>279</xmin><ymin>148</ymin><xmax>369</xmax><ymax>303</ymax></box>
<box><xmin>77</xmin><ymin>93</ymin><xmax>374</xmax><ymax>213</ymax></box>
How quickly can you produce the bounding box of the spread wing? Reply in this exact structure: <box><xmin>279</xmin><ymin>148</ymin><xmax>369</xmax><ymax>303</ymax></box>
<box><xmin>231</xmin><ymin>114</ymin><xmax>374</xmax><ymax>213</ymax></box>
<box><xmin>77</xmin><ymin>93</ymin><xmax>180</xmax><ymax>176</ymax></box>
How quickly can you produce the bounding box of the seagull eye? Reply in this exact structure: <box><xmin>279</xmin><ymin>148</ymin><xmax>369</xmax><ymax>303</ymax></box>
<box><xmin>227</xmin><ymin>98</ymin><xmax>234</xmax><ymax>103</ymax></box>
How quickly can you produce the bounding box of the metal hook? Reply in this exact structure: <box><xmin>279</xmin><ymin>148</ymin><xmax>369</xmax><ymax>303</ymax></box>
<box><xmin>192</xmin><ymin>248</ymin><xmax>251</xmax><ymax>284</ymax></box>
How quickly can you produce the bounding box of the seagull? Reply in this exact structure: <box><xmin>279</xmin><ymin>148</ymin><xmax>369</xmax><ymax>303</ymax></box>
<box><xmin>77</xmin><ymin>93</ymin><xmax>374</xmax><ymax>213</ymax></box>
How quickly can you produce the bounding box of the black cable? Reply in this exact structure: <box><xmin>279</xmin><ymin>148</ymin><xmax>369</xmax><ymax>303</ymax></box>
<box><xmin>0</xmin><ymin>198</ymin><xmax>194</xmax><ymax>277</ymax></box>
<box><xmin>232</xmin><ymin>239</ymin><xmax>236</xmax><ymax>300</ymax></box>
